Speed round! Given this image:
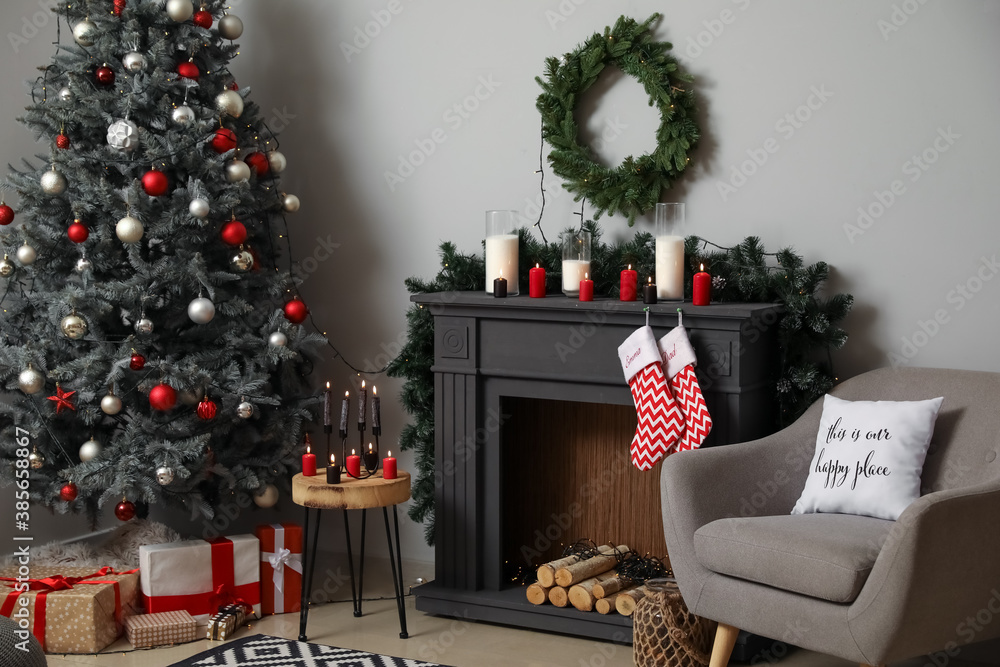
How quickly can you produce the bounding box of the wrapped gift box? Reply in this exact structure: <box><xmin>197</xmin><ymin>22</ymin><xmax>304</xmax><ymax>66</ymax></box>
<box><xmin>206</xmin><ymin>603</ymin><xmax>248</xmax><ymax>640</ymax></box>
<box><xmin>255</xmin><ymin>523</ymin><xmax>303</xmax><ymax>615</ymax></box>
<box><xmin>139</xmin><ymin>535</ymin><xmax>260</xmax><ymax>625</ymax></box>
<box><xmin>125</xmin><ymin>610</ymin><xmax>198</xmax><ymax>648</ymax></box>
<box><xmin>0</xmin><ymin>565</ymin><xmax>139</xmax><ymax>654</ymax></box>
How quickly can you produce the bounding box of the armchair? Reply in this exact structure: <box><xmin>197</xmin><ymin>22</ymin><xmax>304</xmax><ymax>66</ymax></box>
<box><xmin>661</xmin><ymin>367</ymin><xmax>1000</xmax><ymax>666</ymax></box>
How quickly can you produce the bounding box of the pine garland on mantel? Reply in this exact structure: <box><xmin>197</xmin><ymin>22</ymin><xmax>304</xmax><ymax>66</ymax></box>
<box><xmin>387</xmin><ymin>222</ymin><xmax>853</xmax><ymax>545</ymax></box>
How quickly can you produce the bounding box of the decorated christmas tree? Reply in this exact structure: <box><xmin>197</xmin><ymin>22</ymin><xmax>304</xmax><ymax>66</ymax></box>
<box><xmin>0</xmin><ymin>0</ymin><xmax>323</xmax><ymax>522</ymax></box>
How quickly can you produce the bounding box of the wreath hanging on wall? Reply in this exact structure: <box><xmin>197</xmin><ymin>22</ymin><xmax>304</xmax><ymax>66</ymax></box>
<box><xmin>535</xmin><ymin>14</ymin><xmax>700</xmax><ymax>225</ymax></box>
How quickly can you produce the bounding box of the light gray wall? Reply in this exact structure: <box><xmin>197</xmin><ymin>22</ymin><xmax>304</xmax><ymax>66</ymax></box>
<box><xmin>2</xmin><ymin>1</ymin><xmax>998</xmax><ymax>565</ymax></box>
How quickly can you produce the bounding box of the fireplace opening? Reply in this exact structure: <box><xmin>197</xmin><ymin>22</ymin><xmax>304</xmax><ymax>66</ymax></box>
<box><xmin>500</xmin><ymin>396</ymin><xmax>668</xmax><ymax>585</ymax></box>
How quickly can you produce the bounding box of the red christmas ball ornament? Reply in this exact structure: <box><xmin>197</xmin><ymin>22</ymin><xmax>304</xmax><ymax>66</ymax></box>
<box><xmin>68</xmin><ymin>220</ymin><xmax>89</xmax><ymax>244</ymax></box>
<box><xmin>129</xmin><ymin>352</ymin><xmax>146</xmax><ymax>370</ymax></box>
<box><xmin>142</xmin><ymin>169</ymin><xmax>169</xmax><ymax>196</ymax></box>
<box><xmin>177</xmin><ymin>60</ymin><xmax>199</xmax><ymax>81</ymax></box>
<box><xmin>115</xmin><ymin>499</ymin><xmax>136</xmax><ymax>521</ymax></box>
<box><xmin>210</xmin><ymin>127</ymin><xmax>237</xmax><ymax>154</ymax></box>
<box><xmin>56</xmin><ymin>133</ymin><xmax>71</xmax><ymax>149</ymax></box>
<box><xmin>95</xmin><ymin>65</ymin><xmax>115</xmax><ymax>86</ymax></box>
<box><xmin>220</xmin><ymin>219</ymin><xmax>247</xmax><ymax>246</ymax></box>
<box><xmin>197</xmin><ymin>397</ymin><xmax>218</xmax><ymax>420</ymax></box>
<box><xmin>193</xmin><ymin>9</ymin><xmax>213</xmax><ymax>28</ymax></box>
<box><xmin>59</xmin><ymin>482</ymin><xmax>78</xmax><ymax>502</ymax></box>
<box><xmin>243</xmin><ymin>151</ymin><xmax>270</xmax><ymax>177</ymax></box>
<box><xmin>113</xmin><ymin>0</ymin><xmax>126</xmax><ymax>16</ymax></box>
<box><xmin>0</xmin><ymin>204</ymin><xmax>14</xmax><ymax>226</ymax></box>
<box><xmin>149</xmin><ymin>383</ymin><xmax>177</xmax><ymax>411</ymax></box>
<box><xmin>283</xmin><ymin>297</ymin><xmax>309</xmax><ymax>324</ymax></box>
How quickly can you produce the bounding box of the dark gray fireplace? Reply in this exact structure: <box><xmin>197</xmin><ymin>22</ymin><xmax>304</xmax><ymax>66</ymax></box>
<box><xmin>411</xmin><ymin>292</ymin><xmax>780</xmax><ymax>641</ymax></box>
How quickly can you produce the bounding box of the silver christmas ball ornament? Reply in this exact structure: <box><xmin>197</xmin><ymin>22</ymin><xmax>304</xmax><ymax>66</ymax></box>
<box><xmin>75</xmin><ymin>256</ymin><xmax>92</xmax><ymax>273</ymax></box>
<box><xmin>267</xmin><ymin>150</ymin><xmax>286</xmax><ymax>173</ymax></box>
<box><xmin>116</xmin><ymin>215</ymin><xmax>144</xmax><ymax>243</ymax></box>
<box><xmin>155</xmin><ymin>466</ymin><xmax>175</xmax><ymax>485</ymax></box>
<box><xmin>123</xmin><ymin>51</ymin><xmax>146</xmax><ymax>72</ymax></box>
<box><xmin>40</xmin><ymin>168</ymin><xmax>67</xmax><ymax>195</ymax></box>
<box><xmin>172</xmin><ymin>104</ymin><xmax>195</xmax><ymax>124</ymax></box>
<box><xmin>236</xmin><ymin>400</ymin><xmax>254</xmax><ymax>419</ymax></box>
<box><xmin>18</xmin><ymin>367</ymin><xmax>45</xmax><ymax>394</ymax></box>
<box><xmin>215</xmin><ymin>90</ymin><xmax>243</xmax><ymax>118</ymax></box>
<box><xmin>101</xmin><ymin>393</ymin><xmax>122</xmax><ymax>415</ymax></box>
<box><xmin>72</xmin><ymin>18</ymin><xmax>97</xmax><ymax>46</ymax></box>
<box><xmin>135</xmin><ymin>317</ymin><xmax>154</xmax><ymax>335</ymax></box>
<box><xmin>58</xmin><ymin>86</ymin><xmax>72</xmax><ymax>102</ymax></box>
<box><xmin>189</xmin><ymin>197</ymin><xmax>210</xmax><ymax>218</ymax></box>
<box><xmin>218</xmin><ymin>13</ymin><xmax>244</xmax><ymax>40</ymax></box>
<box><xmin>79</xmin><ymin>438</ymin><xmax>101</xmax><ymax>462</ymax></box>
<box><xmin>187</xmin><ymin>297</ymin><xmax>215</xmax><ymax>324</ymax></box>
<box><xmin>269</xmin><ymin>331</ymin><xmax>287</xmax><ymax>347</ymax></box>
<box><xmin>16</xmin><ymin>244</ymin><xmax>37</xmax><ymax>265</ymax></box>
<box><xmin>107</xmin><ymin>119</ymin><xmax>140</xmax><ymax>152</ymax></box>
<box><xmin>61</xmin><ymin>313</ymin><xmax>88</xmax><ymax>339</ymax></box>
<box><xmin>0</xmin><ymin>256</ymin><xmax>14</xmax><ymax>278</ymax></box>
<box><xmin>225</xmin><ymin>159</ymin><xmax>250</xmax><ymax>183</ymax></box>
<box><xmin>28</xmin><ymin>450</ymin><xmax>45</xmax><ymax>470</ymax></box>
<box><xmin>231</xmin><ymin>247</ymin><xmax>253</xmax><ymax>272</ymax></box>
<box><xmin>253</xmin><ymin>483</ymin><xmax>279</xmax><ymax>508</ymax></box>
<box><xmin>282</xmin><ymin>194</ymin><xmax>300</xmax><ymax>213</ymax></box>
<box><xmin>166</xmin><ymin>0</ymin><xmax>194</xmax><ymax>22</ymax></box>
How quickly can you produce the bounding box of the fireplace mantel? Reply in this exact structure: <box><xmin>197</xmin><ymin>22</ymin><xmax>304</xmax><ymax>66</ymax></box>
<box><xmin>411</xmin><ymin>292</ymin><xmax>781</xmax><ymax>641</ymax></box>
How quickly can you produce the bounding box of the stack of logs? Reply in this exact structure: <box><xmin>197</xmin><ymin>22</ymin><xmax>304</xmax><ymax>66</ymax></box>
<box><xmin>525</xmin><ymin>544</ymin><xmax>668</xmax><ymax>617</ymax></box>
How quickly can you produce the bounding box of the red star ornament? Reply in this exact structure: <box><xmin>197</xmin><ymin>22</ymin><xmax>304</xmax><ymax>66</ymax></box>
<box><xmin>47</xmin><ymin>385</ymin><xmax>77</xmax><ymax>414</ymax></box>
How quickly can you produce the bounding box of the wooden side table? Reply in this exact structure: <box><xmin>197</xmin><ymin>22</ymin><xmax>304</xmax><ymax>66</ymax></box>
<box><xmin>292</xmin><ymin>469</ymin><xmax>411</xmax><ymax>641</ymax></box>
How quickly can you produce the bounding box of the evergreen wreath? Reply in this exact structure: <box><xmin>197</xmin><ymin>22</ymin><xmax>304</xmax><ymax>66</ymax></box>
<box><xmin>535</xmin><ymin>14</ymin><xmax>700</xmax><ymax>225</ymax></box>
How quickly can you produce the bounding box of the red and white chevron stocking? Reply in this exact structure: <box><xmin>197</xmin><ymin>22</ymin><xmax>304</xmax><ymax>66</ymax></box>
<box><xmin>658</xmin><ymin>326</ymin><xmax>712</xmax><ymax>452</ymax></box>
<box><xmin>618</xmin><ymin>326</ymin><xmax>684</xmax><ymax>470</ymax></box>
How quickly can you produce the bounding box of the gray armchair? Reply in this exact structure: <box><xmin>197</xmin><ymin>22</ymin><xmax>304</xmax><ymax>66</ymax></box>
<box><xmin>661</xmin><ymin>367</ymin><xmax>1000</xmax><ymax>667</ymax></box>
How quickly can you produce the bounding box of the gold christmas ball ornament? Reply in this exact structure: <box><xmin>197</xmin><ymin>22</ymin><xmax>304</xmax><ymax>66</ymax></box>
<box><xmin>79</xmin><ymin>438</ymin><xmax>102</xmax><ymax>462</ymax></box>
<box><xmin>107</xmin><ymin>119</ymin><xmax>140</xmax><ymax>152</ymax></box>
<box><xmin>267</xmin><ymin>150</ymin><xmax>286</xmax><ymax>173</ymax></box>
<box><xmin>40</xmin><ymin>168</ymin><xmax>67</xmax><ymax>195</ymax></box>
<box><xmin>18</xmin><ymin>366</ymin><xmax>45</xmax><ymax>394</ymax></box>
<box><xmin>16</xmin><ymin>243</ymin><xmax>37</xmax><ymax>265</ymax></box>
<box><xmin>218</xmin><ymin>13</ymin><xmax>244</xmax><ymax>40</ymax></box>
<box><xmin>72</xmin><ymin>18</ymin><xmax>97</xmax><ymax>46</ymax></box>
<box><xmin>253</xmin><ymin>483</ymin><xmax>279</xmax><ymax>508</ymax></box>
<box><xmin>225</xmin><ymin>159</ymin><xmax>250</xmax><ymax>183</ymax></box>
<box><xmin>282</xmin><ymin>193</ymin><xmax>300</xmax><ymax>213</ymax></box>
<box><xmin>116</xmin><ymin>215</ymin><xmax>144</xmax><ymax>243</ymax></box>
<box><xmin>166</xmin><ymin>0</ymin><xmax>194</xmax><ymax>22</ymax></box>
<box><xmin>28</xmin><ymin>450</ymin><xmax>45</xmax><ymax>470</ymax></box>
<box><xmin>123</xmin><ymin>51</ymin><xmax>146</xmax><ymax>73</ymax></box>
<box><xmin>215</xmin><ymin>90</ymin><xmax>244</xmax><ymax>118</ymax></box>
<box><xmin>101</xmin><ymin>392</ymin><xmax>123</xmax><ymax>415</ymax></box>
<box><xmin>0</xmin><ymin>256</ymin><xmax>14</xmax><ymax>278</ymax></box>
<box><xmin>60</xmin><ymin>312</ymin><xmax>88</xmax><ymax>339</ymax></box>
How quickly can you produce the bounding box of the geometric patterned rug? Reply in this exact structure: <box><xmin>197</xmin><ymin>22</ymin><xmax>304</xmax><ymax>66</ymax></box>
<box><xmin>167</xmin><ymin>634</ymin><xmax>449</xmax><ymax>667</ymax></box>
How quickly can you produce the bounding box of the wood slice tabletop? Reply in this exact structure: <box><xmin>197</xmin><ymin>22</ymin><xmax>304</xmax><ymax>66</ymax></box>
<box><xmin>292</xmin><ymin>469</ymin><xmax>410</xmax><ymax>509</ymax></box>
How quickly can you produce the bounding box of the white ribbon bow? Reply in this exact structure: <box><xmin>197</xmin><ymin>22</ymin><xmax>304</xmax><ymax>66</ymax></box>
<box><xmin>266</xmin><ymin>547</ymin><xmax>302</xmax><ymax>592</ymax></box>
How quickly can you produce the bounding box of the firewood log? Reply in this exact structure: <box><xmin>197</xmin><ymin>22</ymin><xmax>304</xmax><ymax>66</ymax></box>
<box><xmin>526</xmin><ymin>582</ymin><xmax>551</xmax><ymax>605</ymax></box>
<box><xmin>568</xmin><ymin>571</ymin><xmax>618</xmax><ymax>612</ymax></box>
<box><xmin>595</xmin><ymin>590</ymin><xmax>629</xmax><ymax>615</ymax></box>
<box><xmin>548</xmin><ymin>585</ymin><xmax>569</xmax><ymax>607</ymax></box>
<box><xmin>615</xmin><ymin>585</ymin><xmax>647</xmax><ymax>616</ymax></box>
<box><xmin>553</xmin><ymin>544</ymin><xmax>628</xmax><ymax>587</ymax></box>
<box><xmin>593</xmin><ymin>575</ymin><xmax>630</xmax><ymax>599</ymax></box>
<box><xmin>536</xmin><ymin>544</ymin><xmax>617</xmax><ymax>588</ymax></box>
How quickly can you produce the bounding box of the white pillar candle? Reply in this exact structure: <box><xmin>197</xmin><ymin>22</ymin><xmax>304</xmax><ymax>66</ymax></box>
<box><xmin>655</xmin><ymin>235</ymin><xmax>685</xmax><ymax>300</ymax></box>
<box><xmin>562</xmin><ymin>259</ymin><xmax>591</xmax><ymax>295</ymax></box>
<box><xmin>485</xmin><ymin>234</ymin><xmax>519</xmax><ymax>295</ymax></box>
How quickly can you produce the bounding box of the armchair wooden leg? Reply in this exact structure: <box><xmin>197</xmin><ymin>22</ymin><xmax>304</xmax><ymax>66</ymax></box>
<box><xmin>709</xmin><ymin>623</ymin><xmax>739</xmax><ymax>667</ymax></box>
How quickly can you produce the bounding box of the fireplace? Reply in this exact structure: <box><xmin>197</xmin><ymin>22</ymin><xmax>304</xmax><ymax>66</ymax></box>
<box><xmin>412</xmin><ymin>293</ymin><xmax>780</xmax><ymax>641</ymax></box>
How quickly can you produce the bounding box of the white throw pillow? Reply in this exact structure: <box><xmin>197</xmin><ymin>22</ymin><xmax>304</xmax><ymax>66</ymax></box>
<box><xmin>791</xmin><ymin>394</ymin><xmax>944</xmax><ymax>521</ymax></box>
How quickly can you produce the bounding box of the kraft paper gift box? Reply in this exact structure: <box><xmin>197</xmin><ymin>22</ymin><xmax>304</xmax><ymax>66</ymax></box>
<box><xmin>139</xmin><ymin>535</ymin><xmax>261</xmax><ymax>625</ymax></box>
<box><xmin>125</xmin><ymin>610</ymin><xmax>198</xmax><ymax>648</ymax></box>
<box><xmin>255</xmin><ymin>523</ymin><xmax>303</xmax><ymax>615</ymax></box>
<box><xmin>0</xmin><ymin>565</ymin><xmax>139</xmax><ymax>654</ymax></box>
